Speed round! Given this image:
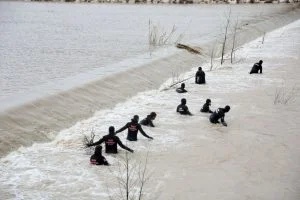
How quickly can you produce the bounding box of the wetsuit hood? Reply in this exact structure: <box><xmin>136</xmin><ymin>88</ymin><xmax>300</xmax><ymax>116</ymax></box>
<box><xmin>109</xmin><ymin>126</ymin><xmax>115</xmax><ymax>135</ymax></box>
<box><xmin>224</xmin><ymin>105</ymin><xmax>231</xmax><ymax>112</ymax></box>
<box><xmin>181</xmin><ymin>83</ymin><xmax>185</xmax><ymax>89</ymax></box>
<box><xmin>206</xmin><ymin>99</ymin><xmax>211</xmax><ymax>104</ymax></box>
<box><xmin>131</xmin><ymin>115</ymin><xmax>139</xmax><ymax>123</ymax></box>
<box><xmin>198</xmin><ymin>67</ymin><xmax>202</xmax><ymax>71</ymax></box>
<box><xmin>94</xmin><ymin>145</ymin><xmax>103</xmax><ymax>156</ymax></box>
<box><xmin>181</xmin><ymin>98</ymin><xmax>187</xmax><ymax>105</ymax></box>
<box><xmin>259</xmin><ymin>60</ymin><xmax>263</xmax><ymax>64</ymax></box>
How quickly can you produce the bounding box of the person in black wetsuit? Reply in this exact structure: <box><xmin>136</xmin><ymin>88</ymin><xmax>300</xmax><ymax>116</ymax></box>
<box><xmin>250</xmin><ymin>60</ymin><xmax>263</xmax><ymax>74</ymax></box>
<box><xmin>200</xmin><ymin>99</ymin><xmax>213</xmax><ymax>113</ymax></box>
<box><xmin>176</xmin><ymin>98</ymin><xmax>192</xmax><ymax>115</ymax></box>
<box><xmin>195</xmin><ymin>67</ymin><xmax>206</xmax><ymax>84</ymax></box>
<box><xmin>209</xmin><ymin>105</ymin><xmax>230</xmax><ymax>126</ymax></box>
<box><xmin>86</xmin><ymin>126</ymin><xmax>134</xmax><ymax>154</ymax></box>
<box><xmin>116</xmin><ymin>115</ymin><xmax>153</xmax><ymax>141</ymax></box>
<box><xmin>140</xmin><ymin>112</ymin><xmax>157</xmax><ymax>127</ymax></box>
<box><xmin>176</xmin><ymin>83</ymin><xmax>187</xmax><ymax>93</ymax></box>
<box><xmin>90</xmin><ymin>145</ymin><xmax>109</xmax><ymax>166</ymax></box>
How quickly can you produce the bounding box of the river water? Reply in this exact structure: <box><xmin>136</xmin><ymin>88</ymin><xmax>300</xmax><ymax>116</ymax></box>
<box><xmin>0</xmin><ymin>2</ymin><xmax>296</xmax><ymax>110</ymax></box>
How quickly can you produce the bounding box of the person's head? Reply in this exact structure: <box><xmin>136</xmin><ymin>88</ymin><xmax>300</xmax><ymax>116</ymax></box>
<box><xmin>181</xmin><ymin>98</ymin><xmax>187</xmax><ymax>105</ymax></box>
<box><xmin>198</xmin><ymin>67</ymin><xmax>202</xmax><ymax>71</ymax></box>
<box><xmin>259</xmin><ymin>60</ymin><xmax>263</xmax><ymax>64</ymax></box>
<box><xmin>224</xmin><ymin>105</ymin><xmax>230</xmax><ymax>112</ymax></box>
<box><xmin>181</xmin><ymin>83</ymin><xmax>185</xmax><ymax>89</ymax></box>
<box><xmin>94</xmin><ymin>145</ymin><xmax>103</xmax><ymax>156</ymax></box>
<box><xmin>109</xmin><ymin>126</ymin><xmax>115</xmax><ymax>135</ymax></box>
<box><xmin>131</xmin><ymin>115</ymin><xmax>139</xmax><ymax>123</ymax></box>
<box><xmin>150</xmin><ymin>112</ymin><xmax>157</xmax><ymax>120</ymax></box>
<box><xmin>206</xmin><ymin>98</ymin><xmax>211</xmax><ymax>105</ymax></box>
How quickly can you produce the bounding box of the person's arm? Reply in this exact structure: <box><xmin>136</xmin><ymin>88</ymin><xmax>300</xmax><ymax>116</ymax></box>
<box><xmin>103</xmin><ymin>158</ymin><xmax>110</xmax><ymax>166</ymax></box>
<box><xmin>116</xmin><ymin>137</ymin><xmax>134</xmax><ymax>153</ymax></box>
<box><xmin>185</xmin><ymin>105</ymin><xmax>193</xmax><ymax>116</ymax></box>
<box><xmin>259</xmin><ymin>65</ymin><xmax>262</xmax><ymax>73</ymax></box>
<box><xmin>149</xmin><ymin>119</ymin><xmax>155</xmax><ymax>127</ymax></box>
<box><xmin>138</xmin><ymin>124</ymin><xmax>153</xmax><ymax>139</ymax></box>
<box><xmin>115</xmin><ymin>123</ymin><xmax>128</xmax><ymax>134</ymax></box>
<box><xmin>86</xmin><ymin>137</ymin><xmax>105</xmax><ymax>147</ymax></box>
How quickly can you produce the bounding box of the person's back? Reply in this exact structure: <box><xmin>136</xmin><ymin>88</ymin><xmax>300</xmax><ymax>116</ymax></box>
<box><xmin>195</xmin><ymin>67</ymin><xmax>206</xmax><ymax>84</ymax></box>
<box><xmin>86</xmin><ymin>126</ymin><xmax>134</xmax><ymax>153</ymax></box>
<box><xmin>176</xmin><ymin>83</ymin><xmax>187</xmax><ymax>93</ymax></box>
<box><xmin>103</xmin><ymin>134</ymin><xmax>121</xmax><ymax>154</ymax></box>
<box><xmin>209</xmin><ymin>105</ymin><xmax>230</xmax><ymax>126</ymax></box>
<box><xmin>201</xmin><ymin>99</ymin><xmax>213</xmax><ymax>113</ymax></box>
<box><xmin>116</xmin><ymin>115</ymin><xmax>153</xmax><ymax>141</ymax></box>
<box><xmin>250</xmin><ymin>60</ymin><xmax>263</xmax><ymax>74</ymax></box>
<box><xmin>90</xmin><ymin>146</ymin><xmax>109</xmax><ymax>166</ymax></box>
<box><xmin>140</xmin><ymin>112</ymin><xmax>156</xmax><ymax>127</ymax></box>
<box><xmin>177</xmin><ymin>98</ymin><xmax>192</xmax><ymax>115</ymax></box>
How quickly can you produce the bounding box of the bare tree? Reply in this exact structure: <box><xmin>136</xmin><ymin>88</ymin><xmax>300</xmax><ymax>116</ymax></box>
<box><xmin>107</xmin><ymin>151</ymin><xmax>152</xmax><ymax>200</ymax></box>
<box><xmin>261</xmin><ymin>32</ymin><xmax>266</xmax><ymax>44</ymax></box>
<box><xmin>221</xmin><ymin>8</ymin><xmax>231</xmax><ymax>65</ymax></box>
<box><xmin>210</xmin><ymin>43</ymin><xmax>216</xmax><ymax>71</ymax></box>
<box><xmin>230</xmin><ymin>17</ymin><xmax>239</xmax><ymax>64</ymax></box>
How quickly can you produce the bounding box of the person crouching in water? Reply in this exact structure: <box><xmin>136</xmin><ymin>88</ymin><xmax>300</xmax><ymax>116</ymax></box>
<box><xmin>200</xmin><ymin>99</ymin><xmax>213</xmax><ymax>113</ymax></box>
<box><xmin>177</xmin><ymin>98</ymin><xmax>192</xmax><ymax>116</ymax></box>
<box><xmin>209</xmin><ymin>105</ymin><xmax>230</xmax><ymax>126</ymax></box>
<box><xmin>116</xmin><ymin>115</ymin><xmax>154</xmax><ymax>141</ymax></box>
<box><xmin>90</xmin><ymin>145</ymin><xmax>109</xmax><ymax>166</ymax></box>
<box><xmin>176</xmin><ymin>83</ymin><xmax>187</xmax><ymax>93</ymax></box>
<box><xmin>250</xmin><ymin>60</ymin><xmax>263</xmax><ymax>74</ymax></box>
<box><xmin>140</xmin><ymin>112</ymin><xmax>157</xmax><ymax>127</ymax></box>
<box><xmin>86</xmin><ymin>126</ymin><xmax>134</xmax><ymax>154</ymax></box>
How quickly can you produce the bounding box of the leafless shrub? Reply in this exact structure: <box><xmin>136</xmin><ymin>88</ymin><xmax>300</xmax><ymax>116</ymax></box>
<box><xmin>82</xmin><ymin>128</ymin><xmax>95</xmax><ymax>154</ymax></box>
<box><xmin>149</xmin><ymin>20</ymin><xmax>177</xmax><ymax>47</ymax></box>
<box><xmin>274</xmin><ymin>85</ymin><xmax>298</xmax><ymax>105</ymax></box>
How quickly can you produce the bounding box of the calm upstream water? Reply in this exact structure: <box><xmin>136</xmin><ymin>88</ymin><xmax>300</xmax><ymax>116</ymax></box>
<box><xmin>0</xmin><ymin>2</ymin><xmax>296</xmax><ymax>110</ymax></box>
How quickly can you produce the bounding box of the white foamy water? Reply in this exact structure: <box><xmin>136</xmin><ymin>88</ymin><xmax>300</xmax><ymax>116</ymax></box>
<box><xmin>1</xmin><ymin>10</ymin><xmax>300</xmax><ymax>199</ymax></box>
<box><xmin>0</xmin><ymin>2</ymin><xmax>297</xmax><ymax>110</ymax></box>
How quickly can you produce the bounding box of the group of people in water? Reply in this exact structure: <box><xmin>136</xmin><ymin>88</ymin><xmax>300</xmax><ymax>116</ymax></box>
<box><xmin>87</xmin><ymin>60</ymin><xmax>263</xmax><ymax>165</ymax></box>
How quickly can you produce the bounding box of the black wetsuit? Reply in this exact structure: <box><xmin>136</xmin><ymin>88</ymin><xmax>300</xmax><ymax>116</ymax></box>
<box><xmin>176</xmin><ymin>87</ymin><xmax>187</xmax><ymax>93</ymax></box>
<box><xmin>209</xmin><ymin>108</ymin><xmax>226</xmax><ymax>123</ymax></box>
<box><xmin>116</xmin><ymin>122</ymin><xmax>152</xmax><ymax>141</ymax></box>
<box><xmin>201</xmin><ymin>102</ymin><xmax>213</xmax><ymax>113</ymax></box>
<box><xmin>176</xmin><ymin>104</ymin><xmax>192</xmax><ymax>115</ymax></box>
<box><xmin>90</xmin><ymin>134</ymin><xmax>133</xmax><ymax>154</ymax></box>
<box><xmin>140</xmin><ymin>115</ymin><xmax>155</xmax><ymax>127</ymax></box>
<box><xmin>250</xmin><ymin>62</ymin><xmax>262</xmax><ymax>74</ymax></box>
<box><xmin>90</xmin><ymin>154</ymin><xmax>109</xmax><ymax>165</ymax></box>
<box><xmin>195</xmin><ymin>70</ymin><xmax>206</xmax><ymax>84</ymax></box>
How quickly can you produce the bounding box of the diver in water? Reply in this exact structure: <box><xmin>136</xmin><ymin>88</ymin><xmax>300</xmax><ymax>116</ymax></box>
<box><xmin>90</xmin><ymin>145</ymin><xmax>109</xmax><ymax>166</ymax></box>
<box><xmin>140</xmin><ymin>112</ymin><xmax>157</xmax><ymax>127</ymax></box>
<box><xmin>176</xmin><ymin>98</ymin><xmax>192</xmax><ymax>115</ymax></box>
<box><xmin>250</xmin><ymin>60</ymin><xmax>263</xmax><ymax>74</ymax></box>
<box><xmin>176</xmin><ymin>83</ymin><xmax>188</xmax><ymax>93</ymax></box>
<box><xmin>116</xmin><ymin>115</ymin><xmax>153</xmax><ymax>141</ymax></box>
<box><xmin>209</xmin><ymin>105</ymin><xmax>230</xmax><ymax>126</ymax></box>
<box><xmin>195</xmin><ymin>67</ymin><xmax>206</xmax><ymax>84</ymax></box>
<box><xmin>86</xmin><ymin>126</ymin><xmax>134</xmax><ymax>154</ymax></box>
<box><xmin>200</xmin><ymin>99</ymin><xmax>213</xmax><ymax>113</ymax></box>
